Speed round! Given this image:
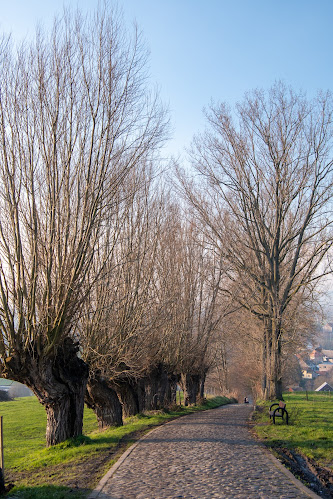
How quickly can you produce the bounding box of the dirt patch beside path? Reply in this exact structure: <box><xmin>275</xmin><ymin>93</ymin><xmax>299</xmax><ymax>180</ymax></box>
<box><xmin>248</xmin><ymin>418</ymin><xmax>333</xmax><ymax>499</ymax></box>
<box><xmin>272</xmin><ymin>446</ymin><xmax>333</xmax><ymax>499</ymax></box>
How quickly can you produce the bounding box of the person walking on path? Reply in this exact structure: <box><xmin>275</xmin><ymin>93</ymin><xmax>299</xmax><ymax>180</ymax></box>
<box><xmin>89</xmin><ymin>404</ymin><xmax>319</xmax><ymax>499</ymax></box>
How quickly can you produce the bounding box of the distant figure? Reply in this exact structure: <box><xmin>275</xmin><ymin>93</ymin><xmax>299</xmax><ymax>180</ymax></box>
<box><xmin>244</xmin><ymin>397</ymin><xmax>249</xmax><ymax>404</ymax></box>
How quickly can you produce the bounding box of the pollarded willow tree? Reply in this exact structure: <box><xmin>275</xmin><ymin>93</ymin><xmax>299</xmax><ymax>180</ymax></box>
<box><xmin>0</xmin><ymin>6</ymin><xmax>167</xmax><ymax>445</ymax></box>
<box><xmin>80</xmin><ymin>165</ymin><xmax>166</xmax><ymax>427</ymax></box>
<box><xmin>181</xmin><ymin>82</ymin><xmax>333</xmax><ymax>399</ymax></box>
<box><xmin>155</xmin><ymin>202</ymin><xmax>226</xmax><ymax>405</ymax></box>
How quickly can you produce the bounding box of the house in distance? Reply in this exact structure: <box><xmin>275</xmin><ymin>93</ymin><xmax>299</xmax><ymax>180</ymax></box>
<box><xmin>315</xmin><ymin>382</ymin><xmax>333</xmax><ymax>392</ymax></box>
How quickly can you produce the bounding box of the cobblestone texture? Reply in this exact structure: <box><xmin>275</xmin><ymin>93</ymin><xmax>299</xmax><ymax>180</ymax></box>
<box><xmin>92</xmin><ymin>404</ymin><xmax>317</xmax><ymax>499</ymax></box>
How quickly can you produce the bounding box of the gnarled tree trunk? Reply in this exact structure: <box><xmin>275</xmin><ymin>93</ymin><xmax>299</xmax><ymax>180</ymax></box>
<box><xmin>165</xmin><ymin>374</ymin><xmax>178</xmax><ymax>406</ymax></box>
<box><xmin>113</xmin><ymin>368</ymin><xmax>179</xmax><ymax>416</ymax></box>
<box><xmin>199</xmin><ymin>371</ymin><xmax>206</xmax><ymax>400</ymax></box>
<box><xmin>143</xmin><ymin>365</ymin><xmax>169</xmax><ymax>410</ymax></box>
<box><xmin>113</xmin><ymin>378</ymin><xmax>141</xmax><ymax>418</ymax></box>
<box><xmin>180</xmin><ymin>373</ymin><xmax>201</xmax><ymax>405</ymax></box>
<box><xmin>85</xmin><ymin>374</ymin><xmax>123</xmax><ymax>429</ymax></box>
<box><xmin>5</xmin><ymin>338</ymin><xmax>89</xmax><ymax>447</ymax></box>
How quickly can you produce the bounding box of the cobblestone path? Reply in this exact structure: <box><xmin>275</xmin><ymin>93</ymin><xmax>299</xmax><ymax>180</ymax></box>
<box><xmin>90</xmin><ymin>404</ymin><xmax>318</xmax><ymax>499</ymax></box>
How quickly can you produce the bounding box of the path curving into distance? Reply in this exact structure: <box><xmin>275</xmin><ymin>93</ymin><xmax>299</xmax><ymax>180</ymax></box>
<box><xmin>89</xmin><ymin>404</ymin><xmax>319</xmax><ymax>499</ymax></box>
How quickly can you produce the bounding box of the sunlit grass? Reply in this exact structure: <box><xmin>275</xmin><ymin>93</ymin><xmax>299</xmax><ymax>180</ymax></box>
<box><xmin>1</xmin><ymin>397</ymin><xmax>47</xmax><ymax>468</ymax></box>
<box><xmin>3</xmin><ymin>396</ymin><xmax>231</xmax><ymax>471</ymax></box>
<box><xmin>0</xmin><ymin>396</ymin><xmax>98</xmax><ymax>470</ymax></box>
<box><xmin>253</xmin><ymin>392</ymin><xmax>333</xmax><ymax>469</ymax></box>
<box><xmin>0</xmin><ymin>394</ymin><xmax>232</xmax><ymax>498</ymax></box>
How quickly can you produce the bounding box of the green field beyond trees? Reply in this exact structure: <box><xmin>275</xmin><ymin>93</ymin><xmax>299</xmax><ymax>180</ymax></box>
<box><xmin>0</xmin><ymin>396</ymin><xmax>232</xmax><ymax>498</ymax></box>
<box><xmin>253</xmin><ymin>392</ymin><xmax>333</xmax><ymax>469</ymax></box>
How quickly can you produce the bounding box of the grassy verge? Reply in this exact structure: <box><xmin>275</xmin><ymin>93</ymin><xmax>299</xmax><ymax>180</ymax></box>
<box><xmin>252</xmin><ymin>391</ymin><xmax>333</xmax><ymax>470</ymax></box>
<box><xmin>1</xmin><ymin>395</ymin><xmax>234</xmax><ymax>498</ymax></box>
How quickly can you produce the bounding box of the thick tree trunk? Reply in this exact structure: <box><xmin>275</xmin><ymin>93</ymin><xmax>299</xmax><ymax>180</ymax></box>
<box><xmin>113</xmin><ymin>379</ymin><xmax>140</xmax><ymax>418</ymax></box>
<box><xmin>261</xmin><ymin>324</ymin><xmax>268</xmax><ymax>399</ymax></box>
<box><xmin>180</xmin><ymin>373</ymin><xmax>201</xmax><ymax>405</ymax></box>
<box><xmin>5</xmin><ymin>338</ymin><xmax>89</xmax><ymax>447</ymax></box>
<box><xmin>144</xmin><ymin>364</ymin><xmax>169</xmax><ymax>410</ymax></box>
<box><xmin>155</xmin><ymin>366</ymin><xmax>169</xmax><ymax>407</ymax></box>
<box><xmin>217</xmin><ymin>343</ymin><xmax>228</xmax><ymax>394</ymax></box>
<box><xmin>44</xmin><ymin>386</ymin><xmax>87</xmax><ymax>446</ymax></box>
<box><xmin>264</xmin><ymin>318</ymin><xmax>283</xmax><ymax>400</ymax></box>
<box><xmin>270</xmin><ymin>335</ymin><xmax>283</xmax><ymax>400</ymax></box>
<box><xmin>165</xmin><ymin>374</ymin><xmax>178</xmax><ymax>405</ymax></box>
<box><xmin>136</xmin><ymin>379</ymin><xmax>146</xmax><ymax>412</ymax></box>
<box><xmin>199</xmin><ymin>372</ymin><xmax>206</xmax><ymax>399</ymax></box>
<box><xmin>143</xmin><ymin>375</ymin><xmax>158</xmax><ymax>410</ymax></box>
<box><xmin>262</xmin><ymin>318</ymin><xmax>275</xmax><ymax>400</ymax></box>
<box><xmin>85</xmin><ymin>375</ymin><xmax>123</xmax><ymax>429</ymax></box>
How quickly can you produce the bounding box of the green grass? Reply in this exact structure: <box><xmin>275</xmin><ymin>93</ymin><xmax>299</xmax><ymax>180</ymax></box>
<box><xmin>7</xmin><ymin>485</ymin><xmax>87</xmax><ymax>499</ymax></box>
<box><xmin>1</xmin><ymin>397</ymin><xmax>47</xmax><ymax>468</ymax></box>
<box><xmin>253</xmin><ymin>391</ymin><xmax>333</xmax><ymax>469</ymax></box>
<box><xmin>0</xmin><ymin>395</ymin><xmax>233</xmax><ymax>499</ymax></box>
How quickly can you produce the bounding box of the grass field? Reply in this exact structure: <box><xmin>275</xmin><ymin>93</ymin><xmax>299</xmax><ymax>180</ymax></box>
<box><xmin>253</xmin><ymin>391</ymin><xmax>333</xmax><ymax>469</ymax></box>
<box><xmin>0</xmin><ymin>395</ymin><xmax>233</xmax><ymax>498</ymax></box>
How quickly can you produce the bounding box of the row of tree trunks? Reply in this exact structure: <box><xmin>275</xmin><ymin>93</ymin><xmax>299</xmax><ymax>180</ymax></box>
<box><xmin>29</xmin><ymin>359</ymin><xmax>207</xmax><ymax>435</ymax></box>
<box><xmin>142</xmin><ymin>368</ymin><xmax>179</xmax><ymax>410</ymax></box>
<box><xmin>85</xmin><ymin>366</ymin><xmax>183</xmax><ymax>428</ymax></box>
<box><xmin>143</xmin><ymin>365</ymin><xmax>175</xmax><ymax>410</ymax></box>
<box><xmin>113</xmin><ymin>366</ymin><xmax>179</xmax><ymax>416</ymax></box>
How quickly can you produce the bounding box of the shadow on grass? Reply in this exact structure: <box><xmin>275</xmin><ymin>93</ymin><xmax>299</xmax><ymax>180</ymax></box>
<box><xmin>55</xmin><ymin>433</ymin><xmax>121</xmax><ymax>448</ymax></box>
<box><xmin>7</xmin><ymin>484</ymin><xmax>87</xmax><ymax>498</ymax></box>
<box><xmin>268</xmin><ymin>439</ymin><xmax>333</xmax><ymax>452</ymax></box>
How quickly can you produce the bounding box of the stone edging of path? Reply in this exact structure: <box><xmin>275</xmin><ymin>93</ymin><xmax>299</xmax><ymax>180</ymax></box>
<box><xmin>88</xmin><ymin>405</ymin><xmax>321</xmax><ymax>499</ymax></box>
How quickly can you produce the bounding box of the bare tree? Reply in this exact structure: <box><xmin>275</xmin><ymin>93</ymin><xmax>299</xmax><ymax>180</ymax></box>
<box><xmin>154</xmin><ymin>202</ymin><xmax>225</xmax><ymax>405</ymax></box>
<box><xmin>209</xmin><ymin>293</ymin><xmax>316</xmax><ymax>401</ymax></box>
<box><xmin>181</xmin><ymin>82</ymin><xmax>333</xmax><ymax>399</ymax></box>
<box><xmin>80</xmin><ymin>165</ymin><xmax>165</xmax><ymax>425</ymax></box>
<box><xmin>0</xmin><ymin>6</ymin><xmax>167</xmax><ymax>445</ymax></box>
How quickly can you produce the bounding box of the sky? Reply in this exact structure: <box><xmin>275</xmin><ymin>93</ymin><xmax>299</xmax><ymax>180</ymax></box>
<box><xmin>1</xmin><ymin>1</ymin><xmax>333</xmax><ymax>314</ymax></box>
<box><xmin>1</xmin><ymin>0</ymin><xmax>332</xmax><ymax>160</ymax></box>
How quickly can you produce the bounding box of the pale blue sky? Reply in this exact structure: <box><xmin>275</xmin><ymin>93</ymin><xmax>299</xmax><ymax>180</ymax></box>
<box><xmin>1</xmin><ymin>1</ymin><xmax>332</xmax><ymax>158</ymax></box>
